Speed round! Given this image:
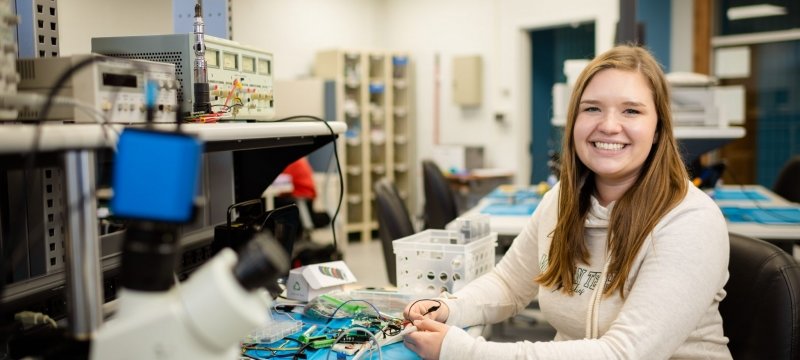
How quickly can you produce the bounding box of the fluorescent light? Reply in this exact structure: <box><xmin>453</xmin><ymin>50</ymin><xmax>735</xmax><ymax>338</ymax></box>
<box><xmin>727</xmin><ymin>4</ymin><xmax>787</xmax><ymax>21</ymax></box>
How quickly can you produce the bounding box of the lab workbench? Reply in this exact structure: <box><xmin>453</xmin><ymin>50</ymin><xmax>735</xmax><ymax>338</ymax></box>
<box><xmin>0</xmin><ymin>121</ymin><xmax>346</xmax><ymax>153</ymax></box>
<box><xmin>0</xmin><ymin>121</ymin><xmax>346</xmax><ymax>339</ymax></box>
<box><xmin>711</xmin><ymin>184</ymin><xmax>800</xmax><ymax>240</ymax></box>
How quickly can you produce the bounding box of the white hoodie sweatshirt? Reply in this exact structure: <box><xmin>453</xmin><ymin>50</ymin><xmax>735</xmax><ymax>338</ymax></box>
<box><xmin>439</xmin><ymin>181</ymin><xmax>732</xmax><ymax>359</ymax></box>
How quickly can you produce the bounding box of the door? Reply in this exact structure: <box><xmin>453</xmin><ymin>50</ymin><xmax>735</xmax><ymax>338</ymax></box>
<box><xmin>529</xmin><ymin>23</ymin><xmax>595</xmax><ymax>184</ymax></box>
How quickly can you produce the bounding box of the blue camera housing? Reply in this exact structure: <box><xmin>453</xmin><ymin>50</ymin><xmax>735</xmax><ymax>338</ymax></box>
<box><xmin>111</xmin><ymin>128</ymin><xmax>203</xmax><ymax>223</ymax></box>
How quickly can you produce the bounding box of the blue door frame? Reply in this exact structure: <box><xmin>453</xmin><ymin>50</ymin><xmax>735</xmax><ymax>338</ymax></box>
<box><xmin>528</xmin><ymin>23</ymin><xmax>595</xmax><ymax>184</ymax></box>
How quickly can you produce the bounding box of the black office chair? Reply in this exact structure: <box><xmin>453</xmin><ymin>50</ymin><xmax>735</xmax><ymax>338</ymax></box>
<box><xmin>421</xmin><ymin>159</ymin><xmax>459</xmax><ymax>229</ymax></box>
<box><xmin>773</xmin><ymin>156</ymin><xmax>800</xmax><ymax>203</ymax></box>
<box><xmin>373</xmin><ymin>178</ymin><xmax>415</xmax><ymax>286</ymax></box>
<box><xmin>719</xmin><ymin>233</ymin><xmax>800</xmax><ymax>360</ymax></box>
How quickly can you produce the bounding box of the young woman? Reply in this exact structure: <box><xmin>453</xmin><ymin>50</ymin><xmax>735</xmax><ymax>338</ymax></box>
<box><xmin>403</xmin><ymin>45</ymin><xmax>731</xmax><ymax>359</ymax></box>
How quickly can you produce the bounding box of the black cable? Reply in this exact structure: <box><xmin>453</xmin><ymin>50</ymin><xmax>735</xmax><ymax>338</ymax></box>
<box><xmin>280</xmin><ymin>337</ymin><xmax>305</xmax><ymax>345</ymax></box>
<box><xmin>38</xmin><ymin>56</ymin><xmax>107</xmax><ymax>124</ymax></box>
<box><xmin>1</xmin><ymin>55</ymin><xmax>109</xmax><ymax>314</ymax></box>
<box><xmin>256</xmin><ymin>203</ymin><xmax>298</xmax><ymax>232</ymax></box>
<box><xmin>291</xmin><ymin>340</ymin><xmax>313</xmax><ymax>360</ymax></box>
<box><xmin>1</xmin><ymin>55</ymin><xmax>185</xmax><ymax>329</ymax></box>
<box><xmin>407</xmin><ymin>299</ymin><xmax>442</xmax><ymax>319</ymax></box>
<box><xmin>267</xmin><ymin>115</ymin><xmax>343</xmax><ymax>252</ymax></box>
<box><xmin>25</xmin><ymin>55</ymin><xmax>108</xmax><ymax>179</ymax></box>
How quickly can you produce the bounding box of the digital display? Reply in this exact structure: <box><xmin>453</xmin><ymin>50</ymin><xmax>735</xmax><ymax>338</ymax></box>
<box><xmin>205</xmin><ymin>49</ymin><xmax>219</xmax><ymax>68</ymax></box>
<box><xmin>223</xmin><ymin>53</ymin><xmax>238</xmax><ymax>70</ymax></box>
<box><xmin>258</xmin><ymin>58</ymin><xmax>271</xmax><ymax>75</ymax></box>
<box><xmin>102</xmin><ymin>73</ymin><xmax>137</xmax><ymax>88</ymax></box>
<box><xmin>242</xmin><ymin>56</ymin><xmax>255</xmax><ymax>73</ymax></box>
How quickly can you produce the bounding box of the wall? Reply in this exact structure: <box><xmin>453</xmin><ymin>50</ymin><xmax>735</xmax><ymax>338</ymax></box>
<box><xmin>382</xmin><ymin>0</ymin><xmax>495</xmax><ymax>169</ymax></box>
<box><xmin>58</xmin><ymin>0</ymin><xmax>173</xmax><ymax>55</ymax></box>
<box><xmin>230</xmin><ymin>0</ymin><xmax>384</xmax><ymax>81</ymax></box>
<box><xmin>384</xmin><ymin>0</ymin><xmax>618</xmax><ymax>188</ymax></box>
<box><xmin>671</xmin><ymin>0</ymin><xmax>694</xmax><ymax>72</ymax></box>
<box><xmin>55</xmin><ymin>0</ymin><xmax>622</xmax><ymax>209</ymax></box>
<box><xmin>230</xmin><ymin>0</ymin><xmax>620</xmax><ymax>208</ymax></box>
<box><xmin>493</xmin><ymin>1</ymin><xmax>619</xmax><ymax>185</ymax></box>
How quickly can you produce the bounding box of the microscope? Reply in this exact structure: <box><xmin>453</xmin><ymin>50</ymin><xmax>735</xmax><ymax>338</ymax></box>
<box><xmin>90</xmin><ymin>128</ymin><xmax>289</xmax><ymax>359</ymax></box>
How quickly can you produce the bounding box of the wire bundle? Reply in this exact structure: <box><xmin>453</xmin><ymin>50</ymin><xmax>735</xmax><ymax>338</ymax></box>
<box><xmin>185</xmin><ymin>78</ymin><xmax>244</xmax><ymax>123</ymax></box>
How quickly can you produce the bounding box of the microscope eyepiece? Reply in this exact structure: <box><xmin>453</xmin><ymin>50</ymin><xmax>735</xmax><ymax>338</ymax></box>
<box><xmin>233</xmin><ymin>232</ymin><xmax>290</xmax><ymax>292</ymax></box>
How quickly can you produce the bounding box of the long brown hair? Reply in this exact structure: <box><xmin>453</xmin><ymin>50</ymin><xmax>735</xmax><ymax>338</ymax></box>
<box><xmin>535</xmin><ymin>45</ymin><xmax>688</xmax><ymax>297</ymax></box>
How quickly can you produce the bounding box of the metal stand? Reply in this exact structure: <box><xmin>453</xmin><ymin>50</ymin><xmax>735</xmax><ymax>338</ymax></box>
<box><xmin>63</xmin><ymin>150</ymin><xmax>103</xmax><ymax>339</ymax></box>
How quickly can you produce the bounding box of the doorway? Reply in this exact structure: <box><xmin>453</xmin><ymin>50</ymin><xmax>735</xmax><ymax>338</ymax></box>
<box><xmin>528</xmin><ymin>23</ymin><xmax>595</xmax><ymax>184</ymax></box>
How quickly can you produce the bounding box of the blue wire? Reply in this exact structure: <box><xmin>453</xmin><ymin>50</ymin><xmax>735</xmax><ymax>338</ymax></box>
<box><xmin>145</xmin><ymin>80</ymin><xmax>158</xmax><ymax>108</ymax></box>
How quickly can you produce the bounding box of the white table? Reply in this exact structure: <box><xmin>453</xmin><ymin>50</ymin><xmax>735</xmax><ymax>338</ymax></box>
<box><xmin>263</xmin><ymin>173</ymin><xmax>294</xmax><ymax>210</ymax></box>
<box><xmin>711</xmin><ymin>184</ymin><xmax>800</xmax><ymax>241</ymax></box>
<box><xmin>461</xmin><ymin>184</ymin><xmax>800</xmax><ymax>242</ymax></box>
<box><xmin>456</xmin><ymin>185</ymin><xmax>540</xmax><ymax>238</ymax></box>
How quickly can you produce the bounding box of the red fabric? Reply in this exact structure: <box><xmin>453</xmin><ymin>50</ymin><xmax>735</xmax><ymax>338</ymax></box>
<box><xmin>282</xmin><ymin>158</ymin><xmax>316</xmax><ymax>199</ymax></box>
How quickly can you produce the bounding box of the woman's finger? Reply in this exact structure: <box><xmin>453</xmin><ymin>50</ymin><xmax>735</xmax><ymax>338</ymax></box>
<box><xmin>414</xmin><ymin>318</ymin><xmax>446</xmax><ymax>332</ymax></box>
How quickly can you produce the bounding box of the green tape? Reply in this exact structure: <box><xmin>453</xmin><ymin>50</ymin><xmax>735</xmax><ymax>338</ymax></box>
<box><xmin>320</xmin><ymin>294</ymin><xmax>364</xmax><ymax>313</ymax></box>
<box><xmin>310</xmin><ymin>338</ymin><xmax>336</xmax><ymax>349</ymax></box>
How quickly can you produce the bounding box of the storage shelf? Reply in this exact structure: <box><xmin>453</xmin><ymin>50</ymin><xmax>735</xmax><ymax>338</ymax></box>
<box><xmin>314</xmin><ymin>49</ymin><xmax>413</xmax><ymax>242</ymax></box>
<box><xmin>371</xmin><ymin>165</ymin><xmax>386</xmax><ymax>174</ymax></box>
<box><xmin>346</xmin><ymin>166</ymin><xmax>362</xmax><ymax>175</ymax></box>
<box><xmin>347</xmin><ymin>194</ymin><xmax>363</xmax><ymax>204</ymax></box>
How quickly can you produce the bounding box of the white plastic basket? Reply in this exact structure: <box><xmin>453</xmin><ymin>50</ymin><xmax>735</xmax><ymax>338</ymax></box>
<box><xmin>393</xmin><ymin>230</ymin><xmax>497</xmax><ymax>296</ymax></box>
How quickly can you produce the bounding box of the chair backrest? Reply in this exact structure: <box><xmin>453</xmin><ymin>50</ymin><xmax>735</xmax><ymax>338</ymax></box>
<box><xmin>774</xmin><ymin>155</ymin><xmax>800</xmax><ymax>203</ymax></box>
<box><xmin>422</xmin><ymin>159</ymin><xmax>459</xmax><ymax>229</ymax></box>
<box><xmin>373</xmin><ymin>178</ymin><xmax>415</xmax><ymax>286</ymax></box>
<box><xmin>720</xmin><ymin>233</ymin><xmax>800</xmax><ymax>359</ymax></box>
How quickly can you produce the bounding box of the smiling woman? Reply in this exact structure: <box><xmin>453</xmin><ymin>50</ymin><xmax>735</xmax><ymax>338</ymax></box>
<box><xmin>542</xmin><ymin>44</ymin><xmax>692</xmax><ymax>304</ymax></box>
<box><xmin>573</xmin><ymin>68</ymin><xmax>659</xmax><ymax>206</ymax></box>
<box><xmin>401</xmin><ymin>45</ymin><xmax>732</xmax><ymax>360</ymax></box>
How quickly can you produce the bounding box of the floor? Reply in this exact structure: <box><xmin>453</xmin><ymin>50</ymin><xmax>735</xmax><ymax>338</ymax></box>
<box><xmin>342</xmin><ymin>238</ymin><xmax>392</xmax><ymax>288</ymax></box>
<box><xmin>341</xmin><ymin>238</ymin><xmax>557</xmax><ymax>343</ymax></box>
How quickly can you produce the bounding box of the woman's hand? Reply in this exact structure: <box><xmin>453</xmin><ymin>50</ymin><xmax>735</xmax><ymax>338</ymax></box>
<box><xmin>403</xmin><ymin>299</ymin><xmax>450</xmax><ymax>323</ymax></box>
<box><xmin>403</xmin><ymin>319</ymin><xmax>449</xmax><ymax>360</ymax></box>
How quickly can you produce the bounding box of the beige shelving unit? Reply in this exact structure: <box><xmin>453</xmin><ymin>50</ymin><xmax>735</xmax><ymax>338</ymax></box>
<box><xmin>314</xmin><ymin>50</ymin><xmax>415</xmax><ymax>242</ymax></box>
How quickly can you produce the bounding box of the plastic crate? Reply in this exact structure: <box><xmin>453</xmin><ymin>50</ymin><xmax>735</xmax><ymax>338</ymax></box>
<box><xmin>393</xmin><ymin>230</ymin><xmax>497</xmax><ymax>296</ymax></box>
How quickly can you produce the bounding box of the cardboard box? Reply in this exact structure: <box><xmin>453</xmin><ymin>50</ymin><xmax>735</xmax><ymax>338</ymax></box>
<box><xmin>285</xmin><ymin>261</ymin><xmax>357</xmax><ymax>302</ymax></box>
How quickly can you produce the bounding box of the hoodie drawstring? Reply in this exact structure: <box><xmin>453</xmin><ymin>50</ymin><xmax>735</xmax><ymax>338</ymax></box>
<box><xmin>585</xmin><ymin>257</ymin><xmax>610</xmax><ymax>339</ymax></box>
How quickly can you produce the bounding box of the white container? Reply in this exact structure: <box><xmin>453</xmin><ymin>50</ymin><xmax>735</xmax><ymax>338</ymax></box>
<box><xmin>244</xmin><ymin>311</ymin><xmax>303</xmax><ymax>344</ymax></box>
<box><xmin>393</xmin><ymin>230</ymin><xmax>497</xmax><ymax>297</ymax></box>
